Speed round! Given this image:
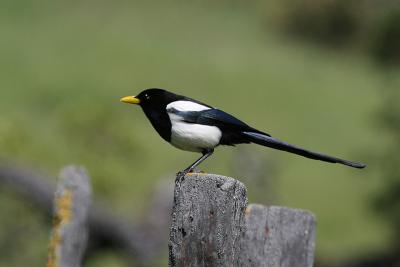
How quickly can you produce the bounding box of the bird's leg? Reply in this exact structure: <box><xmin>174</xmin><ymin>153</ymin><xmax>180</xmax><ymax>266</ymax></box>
<box><xmin>176</xmin><ymin>149</ymin><xmax>214</xmax><ymax>182</ymax></box>
<box><xmin>185</xmin><ymin>148</ymin><xmax>214</xmax><ymax>172</ymax></box>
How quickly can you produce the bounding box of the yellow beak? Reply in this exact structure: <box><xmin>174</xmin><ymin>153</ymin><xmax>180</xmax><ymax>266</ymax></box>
<box><xmin>120</xmin><ymin>96</ymin><xmax>140</xmax><ymax>105</ymax></box>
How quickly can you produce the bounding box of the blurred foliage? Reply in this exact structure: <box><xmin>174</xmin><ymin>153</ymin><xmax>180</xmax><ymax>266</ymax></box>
<box><xmin>370</xmin><ymin>10</ymin><xmax>400</xmax><ymax>66</ymax></box>
<box><xmin>0</xmin><ymin>0</ymin><xmax>395</xmax><ymax>266</ymax></box>
<box><xmin>280</xmin><ymin>0</ymin><xmax>358</xmax><ymax>46</ymax></box>
<box><xmin>374</xmin><ymin>75</ymin><xmax>400</xmax><ymax>250</ymax></box>
<box><xmin>265</xmin><ymin>0</ymin><xmax>400</xmax><ymax>66</ymax></box>
<box><xmin>0</xmin><ymin>189</ymin><xmax>48</xmax><ymax>267</ymax></box>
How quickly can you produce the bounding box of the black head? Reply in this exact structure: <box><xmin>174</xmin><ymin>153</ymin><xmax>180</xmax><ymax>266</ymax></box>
<box><xmin>120</xmin><ymin>88</ymin><xmax>183</xmax><ymax>109</ymax></box>
<box><xmin>120</xmin><ymin>88</ymin><xmax>184</xmax><ymax>142</ymax></box>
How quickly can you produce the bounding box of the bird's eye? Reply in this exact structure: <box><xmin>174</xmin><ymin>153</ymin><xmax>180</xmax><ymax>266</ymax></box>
<box><xmin>145</xmin><ymin>94</ymin><xmax>150</xmax><ymax>100</ymax></box>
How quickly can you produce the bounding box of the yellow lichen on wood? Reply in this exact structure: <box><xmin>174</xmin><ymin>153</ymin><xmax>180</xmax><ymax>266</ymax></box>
<box><xmin>245</xmin><ymin>205</ymin><xmax>252</xmax><ymax>217</ymax></box>
<box><xmin>47</xmin><ymin>189</ymin><xmax>73</xmax><ymax>267</ymax></box>
<box><xmin>57</xmin><ymin>189</ymin><xmax>73</xmax><ymax>224</ymax></box>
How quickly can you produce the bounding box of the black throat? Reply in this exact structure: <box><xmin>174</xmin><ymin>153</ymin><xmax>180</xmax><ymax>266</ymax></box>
<box><xmin>141</xmin><ymin>104</ymin><xmax>172</xmax><ymax>142</ymax></box>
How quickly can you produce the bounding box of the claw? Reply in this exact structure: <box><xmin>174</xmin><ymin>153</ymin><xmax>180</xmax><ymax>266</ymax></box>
<box><xmin>175</xmin><ymin>167</ymin><xmax>207</xmax><ymax>183</ymax></box>
<box><xmin>175</xmin><ymin>170</ymin><xmax>189</xmax><ymax>183</ymax></box>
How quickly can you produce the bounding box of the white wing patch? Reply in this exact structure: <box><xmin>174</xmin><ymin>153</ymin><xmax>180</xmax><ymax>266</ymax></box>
<box><xmin>166</xmin><ymin>100</ymin><xmax>211</xmax><ymax>112</ymax></box>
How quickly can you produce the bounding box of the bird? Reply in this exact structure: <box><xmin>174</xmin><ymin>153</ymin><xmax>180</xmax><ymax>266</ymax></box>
<box><xmin>120</xmin><ymin>88</ymin><xmax>366</xmax><ymax>174</ymax></box>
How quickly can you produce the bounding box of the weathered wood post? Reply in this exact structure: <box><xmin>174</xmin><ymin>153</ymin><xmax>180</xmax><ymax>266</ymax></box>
<box><xmin>169</xmin><ymin>173</ymin><xmax>248</xmax><ymax>266</ymax></box>
<box><xmin>47</xmin><ymin>166</ymin><xmax>92</xmax><ymax>267</ymax></box>
<box><xmin>241</xmin><ymin>204</ymin><xmax>316</xmax><ymax>267</ymax></box>
<box><xmin>168</xmin><ymin>173</ymin><xmax>316</xmax><ymax>267</ymax></box>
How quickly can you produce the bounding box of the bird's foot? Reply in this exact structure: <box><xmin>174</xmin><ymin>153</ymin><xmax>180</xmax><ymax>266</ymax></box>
<box><xmin>175</xmin><ymin>168</ymin><xmax>192</xmax><ymax>183</ymax></box>
<box><xmin>175</xmin><ymin>168</ymin><xmax>207</xmax><ymax>183</ymax></box>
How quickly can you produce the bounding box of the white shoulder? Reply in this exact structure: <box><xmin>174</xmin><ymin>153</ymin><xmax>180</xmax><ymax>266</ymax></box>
<box><xmin>166</xmin><ymin>100</ymin><xmax>211</xmax><ymax>112</ymax></box>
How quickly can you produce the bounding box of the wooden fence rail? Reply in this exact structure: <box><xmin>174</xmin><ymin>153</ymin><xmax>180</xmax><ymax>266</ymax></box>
<box><xmin>0</xmin><ymin>160</ymin><xmax>166</xmax><ymax>266</ymax></box>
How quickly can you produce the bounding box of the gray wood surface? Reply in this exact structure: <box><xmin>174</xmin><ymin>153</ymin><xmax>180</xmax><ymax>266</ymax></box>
<box><xmin>169</xmin><ymin>172</ymin><xmax>248</xmax><ymax>266</ymax></box>
<box><xmin>47</xmin><ymin>166</ymin><xmax>92</xmax><ymax>267</ymax></box>
<box><xmin>169</xmin><ymin>173</ymin><xmax>316</xmax><ymax>267</ymax></box>
<box><xmin>240</xmin><ymin>204</ymin><xmax>316</xmax><ymax>267</ymax></box>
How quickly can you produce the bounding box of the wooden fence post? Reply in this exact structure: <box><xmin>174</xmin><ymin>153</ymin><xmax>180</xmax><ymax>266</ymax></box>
<box><xmin>47</xmin><ymin>166</ymin><xmax>91</xmax><ymax>267</ymax></box>
<box><xmin>240</xmin><ymin>204</ymin><xmax>316</xmax><ymax>267</ymax></box>
<box><xmin>168</xmin><ymin>173</ymin><xmax>316</xmax><ymax>267</ymax></box>
<box><xmin>169</xmin><ymin>173</ymin><xmax>248</xmax><ymax>266</ymax></box>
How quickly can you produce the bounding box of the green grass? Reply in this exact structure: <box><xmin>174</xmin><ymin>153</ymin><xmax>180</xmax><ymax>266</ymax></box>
<box><xmin>0</xmin><ymin>0</ymin><xmax>392</xmax><ymax>266</ymax></box>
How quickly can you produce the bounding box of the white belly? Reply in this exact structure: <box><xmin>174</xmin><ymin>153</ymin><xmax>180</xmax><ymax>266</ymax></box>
<box><xmin>170</xmin><ymin>121</ymin><xmax>222</xmax><ymax>152</ymax></box>
<box><xmin>166</xmin><ymin>100</ymin><xmax>221</xmax><ymax>152</ymax></box>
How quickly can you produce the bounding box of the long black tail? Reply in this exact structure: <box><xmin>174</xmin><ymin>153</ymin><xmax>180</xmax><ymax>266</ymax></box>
<box><xmin>242</xmin><ymin>131</ymin><xmax>366</xmax><ymax>169</ymax></box>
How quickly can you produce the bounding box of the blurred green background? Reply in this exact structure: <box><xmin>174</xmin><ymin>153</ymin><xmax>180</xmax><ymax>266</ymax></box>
<box><xmin>1</xmin><ymin>0</ymin><xmax>399</xmax><ymax>266</ymax></box>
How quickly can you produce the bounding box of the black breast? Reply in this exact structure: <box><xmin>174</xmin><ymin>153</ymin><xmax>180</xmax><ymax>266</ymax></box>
<box><xmin>141</xmin><ymin>106</ymin><xmax>172</xmax><ymax>142</ymax></box>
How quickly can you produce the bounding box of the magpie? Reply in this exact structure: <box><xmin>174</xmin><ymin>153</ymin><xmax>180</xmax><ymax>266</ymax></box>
<box><xmin>121</xmin><ymin>88</ymin><xmax>366</xmax><ymax>173</ymax></box>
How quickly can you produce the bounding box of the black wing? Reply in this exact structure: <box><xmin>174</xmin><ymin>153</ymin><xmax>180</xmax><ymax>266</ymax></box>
<box><xmin>196</xmin><ymin>109</ymin><xmax>250</xmax><ymax>129</ymax></box>
<box><xmin>196</xmin><ymin>109</ymin><xmax>271</xmax><ymax>145</ymax></box>
<box><xmin>167</xmin><ymin>107</ymin><xmax>270</xmax><ymax>145</ymax></box>
<box><xmin>167</xmin><ymin>107</ymin><xmax>250</xmax><ymax>129</ymax></box>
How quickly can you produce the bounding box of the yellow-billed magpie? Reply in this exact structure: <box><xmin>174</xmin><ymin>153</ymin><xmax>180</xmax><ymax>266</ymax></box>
<box><xmin>121</xmin><ymin>88</ymin><xmax>366</xmax><ymax>172</ymax></box>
